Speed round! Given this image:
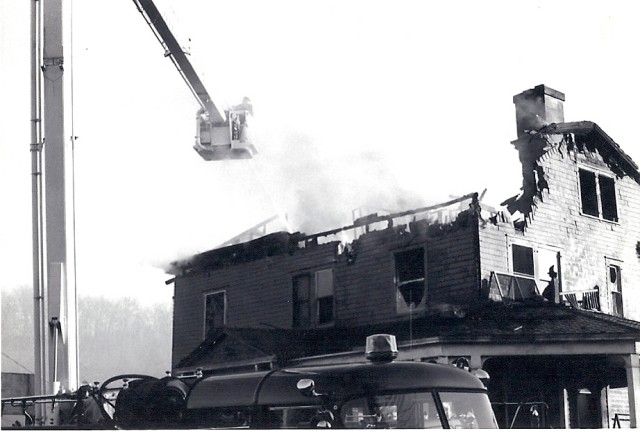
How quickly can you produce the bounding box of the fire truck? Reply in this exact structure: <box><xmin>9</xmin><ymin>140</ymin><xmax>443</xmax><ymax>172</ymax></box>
<box><xmin>3</xmin><ymin>335</ymin><xmax>497</xmax><ymax>429</ymax></box>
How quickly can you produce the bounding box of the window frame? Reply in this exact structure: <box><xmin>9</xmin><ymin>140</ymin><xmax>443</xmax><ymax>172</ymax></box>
<box><xmin>605</xmin><ymin>258</ymin><xmax>624</xmax><ymax>317</ymax></box>
<box><xmin>577</xmin><ymin>167</ymin><xmax>619</xmax><ymax>222</ymax></box>
<box><xmin>511</xmin><ymin>244</ymin><xmax>535</xmax><ymax>277</ymax></box>
<box><xmin>292</xmin><ymin>268</ymin><xmax>335</xmax><ymax>328</ymax></box>
<box><xmin>394</xmin><ymin>247</ymin><xmax>426</xmax><ymax>314</ymax></box>
<box><xmin>508</xmin><ymin>240</ymin><xmax>561</xmax><ymax>298</ymax></box>
<box><xmin>203</xmin><ymin>290</ymin><xmax>227</xmax><ymax>338</ymax></box>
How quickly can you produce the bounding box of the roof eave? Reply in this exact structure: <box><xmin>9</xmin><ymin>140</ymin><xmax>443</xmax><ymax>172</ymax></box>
<box><xmin>539</xmin><ymin>121</ymin><xmax>640</xmax><ymax>182</ymax></box>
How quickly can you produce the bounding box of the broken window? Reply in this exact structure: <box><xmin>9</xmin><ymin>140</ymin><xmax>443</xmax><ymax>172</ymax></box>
<box><xmin>204</xmin><ymin>291</ymin><xmax>226</xmax><ymax>337</ymax></box>
<box><xmin>512</xmin><ymin>244</ymin><xmax>534</xmax><ymax>276</ymax></box>
<box><xmin>395</xmin><ymin>248</ymin><xmax>426</xmax><ymax>314</ymax></box>
<box><xmin>579</xmin><ymin>168</ymin><xmax>618</xmax><ymax>221</ymax></box>
<box><xmin>293</xmin><ymin>269</ymin><xmax>334</xmax><ymax>328</ymax></box>
<box><xmin>608</xmin><ymin>263</ymin><xmax>623</xmax><ymax>317</ymax></box>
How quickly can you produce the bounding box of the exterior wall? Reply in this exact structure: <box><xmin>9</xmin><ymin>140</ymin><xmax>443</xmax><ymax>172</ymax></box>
<box><xmin>334</xmin><ymin>220</ymin><xmax>479</xmax><ymax>327</ymax></box>
<box><xmin>172</xmin><ymin>217</ymin><xmax>480</xmax><ymax>367</ymax></box>
<box><xmin>172</xmin><ymin>243</ymin><xmax>337</xmax><ymax>366</ymax></box>
<box><xmin>479</xmin><ymin>142</ymin><xmax>640</xmax><ymax>320</ymax></box>
<box><xmin>426</xmin><ymin>223</ymin><xmax>480</xmax><ymax>306</ymax></box>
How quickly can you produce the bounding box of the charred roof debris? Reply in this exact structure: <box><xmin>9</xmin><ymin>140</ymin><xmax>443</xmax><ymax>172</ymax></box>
<box><xmin>169</xmin><ymin>193</ymin><xmax>485</xmax><ymax>276</ymax></box>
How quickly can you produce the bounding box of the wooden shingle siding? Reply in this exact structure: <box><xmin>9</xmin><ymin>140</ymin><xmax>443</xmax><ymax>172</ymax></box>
<box><xmin>479</xmin><ymin>146</ymin><xmax>640</xmax><ymax>319</ymax></box>
<box><xmin>172</xmin><ymin>220</ymin><xmax>481</xmax><ymax>367</ymax></box>
<box><xmin>172</xmin><ymin>242</ymin><xmax>338</xmax><ymax>363</ymax></box>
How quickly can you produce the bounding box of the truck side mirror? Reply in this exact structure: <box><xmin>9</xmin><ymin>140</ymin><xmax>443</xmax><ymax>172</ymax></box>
<box><xmin>296</xmin><ymin>379</ymin><xmax>317</xmax><ymax>397</ymax></box>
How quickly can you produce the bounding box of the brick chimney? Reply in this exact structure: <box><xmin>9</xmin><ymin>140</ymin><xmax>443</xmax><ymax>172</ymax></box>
<box><xmin>513</xmin><ymin>84</ymin><xmax>565</xmax><ymax>138</ymax></box>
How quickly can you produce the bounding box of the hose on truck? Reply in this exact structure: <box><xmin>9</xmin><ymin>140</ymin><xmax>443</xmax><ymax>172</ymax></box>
<box><xmin>95</xmin><ymin>374</ymin><xmax>190</xmax><ymax>429</ymax></box>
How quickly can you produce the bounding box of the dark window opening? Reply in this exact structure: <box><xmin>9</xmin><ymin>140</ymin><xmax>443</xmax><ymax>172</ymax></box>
<box><xmin>317</xmin><ymin>297</ymin><xmax>334</xmax><ymax>324</ymax></box>
<box><xmin>599</xmin><ymin>175</ymin><xmax>618</xmax><ymax>221</ymax></box>
<box><xmin>204</xmin><ymin>291</ymin><xmax>225</xmax><ymax>336</ymax></box>
<box><xmin>396</xmin><ymin>248</ymin><xmax>425</xmax><ymax>282</ymax></box>
<box><xmin>579</xmin><ymin>169</ymin><xmax>599</xmax><ymax>217</ymax></box>
<box><xmin>395</xmin><ymin>248</ymin><xmax>425</xmax><ymax>311</ymax></box>
<box><xmin>316</xmin><ymin>269</ymin><xmax>334</xmax><ymax>325</ymax></box>
<box><xmin>579</xmin><ymin>168</ymin><xmax>618</xmax><ymax>221</ymax></box>
<box><xmin>512</xmin><ymin>244</ymin><xmax>534</xmax><ymax>276</ymax></box>
<box><xmin>293</xmin><ymin>275</ymin><xmax>311</xmax><ymax>328</ymax></box>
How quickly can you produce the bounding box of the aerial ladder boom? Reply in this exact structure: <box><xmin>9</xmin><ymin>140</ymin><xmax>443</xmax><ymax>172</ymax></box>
<box><xmin>132</xmin><ymin>0</ymin><xmax>256</xmax><ymax>160</ymax></box>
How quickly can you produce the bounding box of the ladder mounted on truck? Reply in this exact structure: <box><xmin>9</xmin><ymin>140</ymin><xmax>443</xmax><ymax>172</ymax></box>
<box><xmin>133</xmin><ymin>0</ymin><xmax>257</xmax><ymax>160</ymax></box>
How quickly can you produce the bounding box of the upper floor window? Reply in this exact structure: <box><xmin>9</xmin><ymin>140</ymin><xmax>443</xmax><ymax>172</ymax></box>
<box><xmin>489</xmin><ymin>243</ymin><xmax>560</xmax><ymax>301</ymax></box>
<box><xmin>292</xmin><ymin>269</ymin><xmax>334</xmax><ymax>328</ymax></box>
<box><xmin>395</xmin><ymin>248</ymin><xmax>426</xmax><ymax>314</ymax></box>
<box><xmin>512</xmin><ymin>244</ymin><xmax>534</xmax><ymax>276</ymax></box>
<box><xmin>607</xmin><ymin>262</ymin><xmax>623</xmax><ymax>317</ymax></box>
<box><xmin>204</xmin><ymin>290</ymin><xmax>226</xmax><ymax>337</ymax></box>
<box><xmin>579</xmin><ymin>168</ymin><xmax>618</xmax><ymax>222</ymax></box>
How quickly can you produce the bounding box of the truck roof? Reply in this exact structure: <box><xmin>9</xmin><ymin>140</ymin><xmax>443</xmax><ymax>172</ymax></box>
<box><xmin>187</xmin><ymin>361</ymin><xmax>486</xmax><ymax>409</ymax></box>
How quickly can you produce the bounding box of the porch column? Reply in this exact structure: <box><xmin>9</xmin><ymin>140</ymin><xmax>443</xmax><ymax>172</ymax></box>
<box><xmin>625</xmin><ymin>353</ymin><xmax>640</xmax><ymax>428</ymax></box>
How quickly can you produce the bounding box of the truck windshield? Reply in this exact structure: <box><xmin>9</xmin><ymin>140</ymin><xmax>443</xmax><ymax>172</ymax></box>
<box><xmin>340</xmin><ymin>391</ymin><xmax>496</xmax><ymax>429</ymax></box>
<box><xmin>439</xmin><ymin>392</ymin><xmax>497</xmax><ymax>429</ymax></box>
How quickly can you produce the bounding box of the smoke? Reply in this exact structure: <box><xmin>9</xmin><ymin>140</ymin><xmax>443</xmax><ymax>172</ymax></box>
<box><xmin>251</xmin><ymin>124</ymin><xmax>428</xmax><ymax>236</ymax></box>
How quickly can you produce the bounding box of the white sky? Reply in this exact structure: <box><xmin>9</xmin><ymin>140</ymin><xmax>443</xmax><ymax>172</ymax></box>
<box><xmin>1</xmin><ymin>1</ymin><xmax>639</xmax><ymax>306</ymax></box>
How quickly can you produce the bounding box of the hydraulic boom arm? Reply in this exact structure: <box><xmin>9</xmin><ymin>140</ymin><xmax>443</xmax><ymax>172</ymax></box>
<box><xmin>132</xmin><ymin>0</ymin><xmax>256</xmax><ymax>160</ymax></box>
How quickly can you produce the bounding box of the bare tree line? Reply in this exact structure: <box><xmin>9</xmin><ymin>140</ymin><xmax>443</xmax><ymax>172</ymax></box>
<box><xmin>1</xmin><ymin>287</ymin><xmax>172</xmax><ymax>385</ymax></box>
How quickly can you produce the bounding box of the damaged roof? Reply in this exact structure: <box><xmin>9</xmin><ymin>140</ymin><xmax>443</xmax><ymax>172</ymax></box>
<box><xmin>176</xmin><ymin>301</ymin><xmax>640</xmax><ymax>370</ymax></box>
<box><xmin>168</xmin><ymin>231</ymin><xmax>305</xmax><ymax>275</ymax></box>
<box><xmin>169</xmin><ymin>193</ymin><xmax>481</xmax><ymax>276</ymax></box>
<box><xmin>501</xmin><ymin>120</ymin><xmax>640</xmax><ymax>228</ymax></box>
<box><xmin>539</xmin><ymin>121</ymin><xmax>640</xmax><ymax>183</ymax></box>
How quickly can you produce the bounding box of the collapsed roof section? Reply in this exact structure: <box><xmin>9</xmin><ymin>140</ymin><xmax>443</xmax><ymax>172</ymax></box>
<box><xmin>168</xmin><ymin>193</ymin><xmax>483</xmax><ymax>276</ymax></box>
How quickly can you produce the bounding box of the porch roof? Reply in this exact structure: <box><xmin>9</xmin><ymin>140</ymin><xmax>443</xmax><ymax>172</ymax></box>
<box><xmin>176</xmin><ymin>301</ymin><xmax>640</xmax><ymax>371</ymax></box>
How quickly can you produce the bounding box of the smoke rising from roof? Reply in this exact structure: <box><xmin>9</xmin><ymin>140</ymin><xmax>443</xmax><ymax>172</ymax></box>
<box><xmin>251</xmin><ymin>123</ymin><xmax>428</xmax><ymax>236</ymax></box>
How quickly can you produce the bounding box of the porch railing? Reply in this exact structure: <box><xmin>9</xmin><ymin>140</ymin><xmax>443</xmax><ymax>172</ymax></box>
<box><xmin>559</xmin><ymin>287</ymin><xmax>600</xmax><ymax>311</ymax></box>
<box><xmin>612</xmin><ymin>412</ymin><xmax>630</xmax><ymax>428</ymax></box>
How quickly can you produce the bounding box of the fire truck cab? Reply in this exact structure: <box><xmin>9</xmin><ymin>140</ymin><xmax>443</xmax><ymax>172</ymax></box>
<box><xmin>113</xmin><ymin>335</ymin><xmax>498</xmax><ymax>429</ymax></box>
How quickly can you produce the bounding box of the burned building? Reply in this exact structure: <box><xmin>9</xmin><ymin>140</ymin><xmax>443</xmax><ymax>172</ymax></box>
<box><xmin>166</xmin><ymin>85</ymin><xmax>640</xmax><ymax>428</ymax></box>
